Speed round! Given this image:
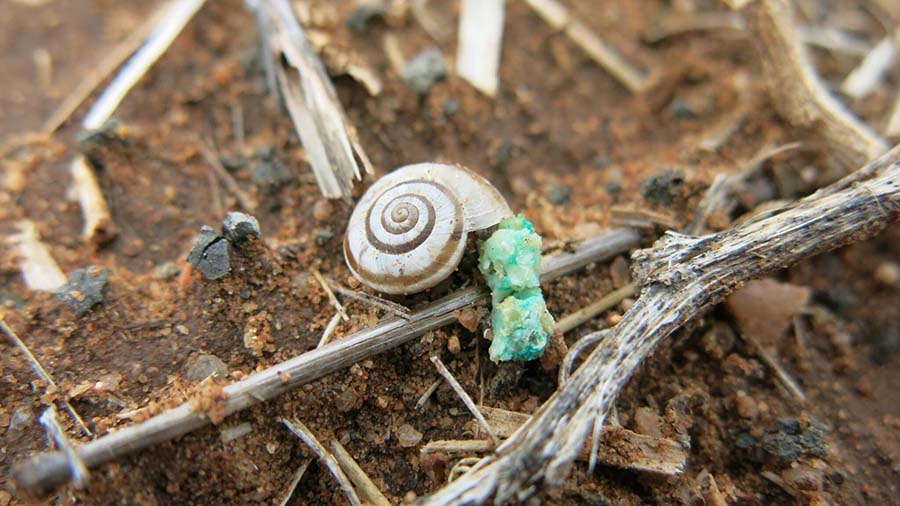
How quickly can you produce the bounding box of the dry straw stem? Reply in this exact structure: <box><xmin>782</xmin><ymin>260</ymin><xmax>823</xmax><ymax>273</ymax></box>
<box><xmin>11</xmin><ymin>228</ymin><xmax>641</xmax><ymax>495</ymax></box>
<box><xmin>198</xmin><ymin>140</ymin><xmax>257</xmax><ymax>212</ymax></box>
<box><xmin>8</xmin><ymin>221</ymin><xmax>66</xmax><ymax>291</ymax></box>
<box><xmin>70</xmin><ymin>155</ymin><xmax>116</xmax><ymax>245</ymax></box>
<box><xmin>38</xmin><ymin>407</ymin><xmax>89</xmax><ymax>489</ymax></box>
<box><xmin>456</xmin><ymin>0</ymin><xmax>504</xmax><ymax>97</ymax></box>
<box><xmin>1</xmin><ymin>319</ymin><xmax>93</xmax><ymax>437</ymax></box>
<box><xmin>419</xmin><ymin>145</ymin><xmax>900</xmax><ymax>505</ymax></box>
<box><xmin>556</xmin><ymin>283</ymin><xmax>635</xmax><ymax>333</ymax></box>
<box><xmin>525</xmin><ymin>0</ymin><xmax>650</xmax><ymax>93</ymax></box>
<box><xmin>431</xmin><ymin>356</ymin><xmax>501</xmax><ymax>447</ymax></box>
<box><xmin>330</xmin><ymin>439</ymin><xmax>392</xmax><ymax>506</ymax></box>
<box><xmin>278</xmin><ymin>459</ymin><xmax>311</xmax><ymax>506</ymax></box>
<box><xmin>886</xmin><ymin>92</ymin><xmax>900</xmax><ymax>138</ymax></box>
<box><xmin>840</xmin><ymin>29</ymin><xmax>900</xmax><ymax>100</ymax></box>
<box><xmin>742</xmin><ymin>0</ymin><xmax>887</xmax><ymax>169</ymax></box>
<box><xmin>251</xmin><ymin>0</ymin><xmax>373</xmax><ymax>200</ymax></box>
<box><xmin>280</xmin><ymin>418</ymin><xmax>362</xmax><ymax>506</ymax></box>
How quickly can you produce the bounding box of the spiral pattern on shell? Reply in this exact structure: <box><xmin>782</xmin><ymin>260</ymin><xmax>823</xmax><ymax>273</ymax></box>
<box><xmin>344</xmin><ymin>163</ymin><xmax>512</xmax><ymax>294</ymax></box>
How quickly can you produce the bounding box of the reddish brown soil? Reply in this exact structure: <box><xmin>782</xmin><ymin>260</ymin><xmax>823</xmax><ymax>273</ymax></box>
<box><xmin>1</xmin><ymin>1</ymin><xmax>898</xmax><ymax>505</ymax></box>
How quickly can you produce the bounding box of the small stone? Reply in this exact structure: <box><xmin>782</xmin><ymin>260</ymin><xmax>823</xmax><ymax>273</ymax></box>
<box><xmin>401</xmin><ymin>48</ymin><xmax>446</xmax><ymax>94</ymax></box>
<box><xmin>187</xmin><ymin>226</ymin><xmax>231</xmax><ymax>280</ymax></box>
<box><xmin>55</xmin><ymin>266</ymin><xmax>110</xmax><ymax>316</ymax></box>
<box><xmin>761</xmin><ymin>418</ymin><xmax>827</xmax><ymax>466</ymax></box>
<box><xmin>547</xmin><ymin>185</ymin><xmax>571</xmax><ymax>205</ymax></box>
<box><xmin>346</xmin><ymin>3</ymin><xmax>385</xmax><ymax>32</ymax></box>
<box><xmin>867</xmin><ymin>325</ymin><xmax>900</xmax><ymax>364</ymax></box>
<box><xmin>734</xmin><ymin>390</ymin><xmax>759</xmax><ymax>419</ymax></box>
<box><xmin>725</xmin><ymin>278</ymin><xmax>810</xmax><ymax>346</ymax></box>
<box><xmin>347</xmin><ymin>276</ymin><xmax>360</xmax><ymax>289</ymax></box>
<box><xmin>604</xmin><ymin>181</ymin><xmax>623</xmax><ymax>194</ymax></box>
<box><xmin>186</xmin><ymin>354</ymin><xmax>228</xmax><ymax>381</ymax></box>
<box><xmin>641</xmin><ymin>169</ymin><xmax>685</xmax><ymax>205</ymax></box>
<box><xmin>153</xmin><ymin>261</ymin><xmax>181</xmax><ymax>280</ymax></box>
<box><xmin>873</xmin><ymin>261</ymin><xmax>900</xmax><ymax>287</ymax></box>
<box><xmin>252</xmin><ymin>148</ymin><xmax>293</xmax><ymax>189</ymax></box>
<box><xmin>335</xmin><ymin>389</ymin><xmax>360</xmax><ymax>413</ymax></box>
<box><xmin>313</xmin><ymin>199</ymin><xmax>334</xmax><ymax>223</ymax></box>
<box><xmin>315</xmin><ymin>229</ymin><xmax>334</xmax><ymax>246</ymax></box>
<box><xmin>820</xmin><ymin>283</ymin><xmax>858</xmax><ymax>317</ymax></box>
<box><xmin>442</xmin><ymin>99</ymin><xmax>459</xmax><ymax>118</ymax></box>
<box><xmin>609</xmin><ymin>256</ymin><xmax>631</xmax><ymax>288</ymax></box>
<box><xmin>221</xmin><ymin>212</ymin><xmax>260</xmax><ymax>244</ymax></box>
<box><xmin>219</xmin><ymin>156</ymin><xmax>247</xmax><ymax>172</ymax></box>
<box><xmin>447</xmin><ymin>334</ymin><xmax>461</xmax><ymax>354</ymax></box>
<box><xmin>633</xmin><ymin>407</ymin><xmax>664</xmax><ymax>438</ymax></box>
<box><xmin>396</xmin><ymin>423</ymin><xmax>423</xmax><ymax>447</ymax></box>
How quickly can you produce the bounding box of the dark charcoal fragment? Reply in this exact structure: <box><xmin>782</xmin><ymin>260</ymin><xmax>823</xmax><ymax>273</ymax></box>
<box><xmin>642</xmin><ymin>169</ymin><xmax>685</xmax><ymax>205</ymax></box>
<box><xmin>252</xmin><ymin>148</ymin><xmax>293</xmax><ymax>190</ymax></box>
<box><xmin>402</xmin><ymin>48</ymin><xmax>447</xmax><ymax>94</ymax></box>
<box><xmin>761</xmin><ymin>418</ymin><xmax>827</xmax><ymax>466</ymax></box>
<box><xmin>187</xmin><ymin>226</ymin><xmax>231</xmax><ymax>280</ymax></box>
<box><xmin>346</xmin><ymin>4</ymin><xmax>384</xmax><ymax>33</ymax></box>
<box><xmin>55</xmin><ymin>266</ymin><xmax>110</xmax><ymax>316</ymax></box>
<box><xmin>222</xmin><ymin>212</ymin><xmax>260</xmax><ymax>244</ymax></box>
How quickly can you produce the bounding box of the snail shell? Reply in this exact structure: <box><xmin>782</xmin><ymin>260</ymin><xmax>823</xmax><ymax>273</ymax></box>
<box><xmin>344</xmin><ymin>163</ymin><xmax>513</xmax><ymax>294</ymax></box>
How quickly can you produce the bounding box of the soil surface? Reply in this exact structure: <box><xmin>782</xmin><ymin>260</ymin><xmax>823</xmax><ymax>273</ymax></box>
<box><xmin>1</xmin><ymin>1</ymin><xmax>899</xmax><ymax>505</ymax></box>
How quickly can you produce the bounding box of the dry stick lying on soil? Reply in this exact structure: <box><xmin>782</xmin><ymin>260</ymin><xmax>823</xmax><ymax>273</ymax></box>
<box><xmin>280</xmin><ymin>418</ymin><xmax>362</xmax><ymax>506</ymax></box>
<box><xmin>431</xmin><ymin>356</ymin><xmax>500</xmax><ymax>447</ymax></box>
<box><xmin>419</xmin><ymin>146</ymin><xmax>900</xmax><ymax>505</ymax></box>
<box><xmin>8</xmin><ymin>221</ymin><xmax>67</xmax><ymax>291</ymax></box>
<box><xmin>742</xmin><ymin>0</ymin><xmax>887</xmax><ymax>170</ymax></box>
<box><xmin>11</xmin><ymin>228</ymin><xmax>641</xmax><ymax>495</ymax></box>
<box><xmin>1</xmin><ymin>320</ymin><xmax>93</xmax><ymax>437</ymax></box>
<box><xmin>330</xmin><ymin>439</ymin><xmax>392</xmax><ymax>506</ymax></box>
<box><xmin>38</xmin><ymin>407</ymin><xmax>89</xmax><ymax>489</ymax></box>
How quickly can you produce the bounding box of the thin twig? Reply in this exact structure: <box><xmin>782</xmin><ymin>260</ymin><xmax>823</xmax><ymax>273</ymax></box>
<box><xmin>525</xmin><ymin>0</ymin><xmax>650</xmax><ymax>93</ymax></box>
<box><xmin>71</xmin><ymin>155</ymin><xmax>116</xmax><ymax>245</ymax></box>
<box><xmin>8</xmin><ymin>221</ymin><xmax>67</xmax><ymax>291</ymax></box>
<box><xmin>419</xmin><ymin>145</ymin><xmax>900</xmax><ymax>505</ymax></box>
<box><xmin>1</xmin><ymin>319</ymin><xmax>93</xmax><ymax>437</ymax></box>
<box><xmin>456</xmin><ymin>0</ymin><xmax>504</xmax><ymax>97</ymax></box>
<box><xmin>38</xmin><ymin>407</ymin><xmax>89</xmax><ymax>489</ymax></box>
<box><xmin>312</xmin><ymin>270</ymin><xmax>349</xmax><ymax>322</ymax></box>
<box><xmin>330</xmin><ymin>284</ymin><xmax>411</xmax><ymax>320</ymax></box>
<box><xmin>280</xmin><ymin>418</ymin><xmax>361</xmax><ymax>506</ymax></box>
<box><xmin>82</xmin><ymin>0</ymin><xmax>207</xmax><ymax>130</ymax></box>
<box><xmin>430</xmin><ymin>356</ymin><xmax>500</xmax><ymax>447</ymax></box>
<box><xmin>198</xmin><ymin>140</ymin><xmax>257</xmax><ymax>212</ymax></box>
<box><xmin>840</xmin><ymin>29</ymin><xmax>899</xmax><ymax>100</ymax></box>
<box><xmin>886</xmin><ymin>91</ymin><xmax>900</xmax><ymax>138</ymax></box>
<box><xmin>556</xmin><ymin>283</ymin><xmax>635</xmax><ymax>333</ymax></box>
<box><xmin>278</xmin><ymin>459</ymin><xmax>312</xmax><ymax>506</ymax></box>
<box><xmin>738</xmin><ymin>331</ymin><xmax>807</xmax><ymax>402</ymax></box>
<box><xmin>743</xmin><ymin>0</ymin><xmax>887</xmax><ymax>169</ymax></box>
<box><xmin>10</xmin><ymin>228</ymin><xmax>642</xmax><ymax>495</ymax></box>
<box><xmin>415</xmin><ymin>378</ymin><xmax>442</xmax><ymax>410</ymax></box>
<box><xmin>330</xmin><ymin>439</ymin><xmax>392</xmax><ymax>506</ymax></box>
<box><xmin>317</xmin><ymin>312</ymin><xmax>342</xmax><ymax>348</ymax></box>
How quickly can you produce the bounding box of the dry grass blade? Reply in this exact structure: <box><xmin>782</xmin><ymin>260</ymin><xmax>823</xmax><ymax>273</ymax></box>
<box><xmin>419</xmin><ymin>145</ymin><xmax>900</xmax><ymax>505</ymax></box>
<box><xmin>456</xmin><ymin>0</ymin><xmax>504</xmax><ymax>97</ymax></box>
<box><xmin>840</xmin><ymin>30</ymin><xmax>899</xmax><ymax>100</ymax></box>
<box><xmin>38</xmin><ymin>407</ymin><xmax>89</xmax><ymax>489</ymax></box>
<box><xmin>313</xmin><ymin>270</ymin><xmax>349</xmax><ymax>322</ymax></box>
<box><xmin>525</xmin><ymin>0</ymin><xmax>650</xmax><ymax>93</ymax></box>
<box><xmin>431</xmin><ymin>356</ymin><xmax>500</xmax><ymax>447</ymax></box>
<box><xmin>198</xmin><ymin>140</ymin><xmax>257</xmax><ymax>212</ymax></box>
<box><xmin>278</xmin><ymin>459</ymin><xmax>312</xmax><ymax>506</ymax></box>
<box><xmin>556</xmin><ymin>284</ymin><xmax>635</xmax><ymax>333</ymax></box>
<box><xmin>886</xmin><ymin>91</ymin><xmax>900</xmax><ymax>138</ymax></box>
<box><xmin>1</xmin><ymin>319</ymin><xmax>92</xmax><ymax>437</ymax></box>
<box><xmin>10</xmin><ymin>228</ymin><xmax>641</xmax><ymax>496</ymax></box>
<box><xmin>743</xmin><ymin>0</ymin><xmax>887</xmax><ymax>169</ymax></box>
<box><xmin>738</xmin><ymin>331</ymin><xmax>806</xmax><ymax>402</ymax></box>
<box><xmin>317</xmin><ymin>312</ymin><xmax>343</xmax><ymax>348</ymax></box>
<box><xmin>251</xmin><ymin>0</ymin><xmax>371</xmax><ymax>200</ymax></box>
<box><xmin>330</xmin><ymin>439</ymin><xmax>392</xmax><ymax>506</ymax></box>
<box><xmin>8</xmin><ymin>221</ymin><xmax>66</xmax><ymax>291</ymax></box>
<box><xmin>280</xmin><ymin>418</ymin><xmax>361</xmax><ymax>506</ymax></box>
<box><xmin>330</xmin><ymin>284</ymin><xmax>411</xmax><ymax>320</ymax></box>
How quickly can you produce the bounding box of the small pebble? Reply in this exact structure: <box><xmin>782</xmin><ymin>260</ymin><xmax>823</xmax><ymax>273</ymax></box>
<box><xmin>347</xmin><ymin>276</ymin><xmax>360</xmax><ymax>289</ymax></box>
<box><xmin>186</xmin><ymin>353</ymin><xmax>229</xmax><ymax>381</ymax></box>
<box><xmin>252</xmin><ymin>148</ymin><xmax>293</xmax><ymax>189</ymax></box>
<box><xmin>874</xmin><ymin>261</ymin><xmax>900</xmax><ymax>286</ymax></box>
<box><xmin>315</xmin><ymin>229</ymin><xmax>334</xmax><ymax>246</ymax></box>
<box><xmin>632</xmin><ymin>407</ymin><xmax>663</xmax><ymax>438</ymax></box>
<box><xmin>447</xmin><ymin>334</ymin><xmax>461</xmax><ymax>354</ymax></box>
<box><xmin>313</xmin><ymin>199</ymin><xmax>334</xmax><ymax>223</ymax></box>
<box><xmin>761</xmin><ymin>418</ymin><xmax>827</xmax><ymax>466</ymax></box>
<box><xmin>734</xmin><ymin>390</ymin><xmax>759</xmax><ymax>419</ymax></box>
<box><xmin>335</xmin><ymin>389</ymin><xmax>360</xmax><ymax>413</ymax></box>
<box><xmin>402</xmin><ymin>48</ymin><xmax>446</xmax><ymax>94</ymax></box>
<box><xmin>641</xmin><ymin>169</ymin><xmax>685</xmax><ymax>205</ymax></box>
<box><xmin>547</xmin><ymin>185</ymin><xmax>571</xmax><ymax>205</ymax></box>
<box><xmin>187</xmin><ymin>226</ymin><xmax>231</xmax><ymax>280</ymax></box>
<box><xmin>153</xmin><ymin>261</ymin><xmax>181</xmax><ymax>280</ymax></box>
<box><xmin>604</xmin><ymin>181</ymin><xmax>623</xmax><ymax>195</ymax></box>
<box><xmin>609</xmin><ymin>256</ymin><xmax>631</xmax><ymax>288</ymax></box>
<box><xmin>55</xmin><ymin>265</ymin><xmax>109</xmax><ymax>316</ymax></box>
<box><xmin>725</xmin><ymin>278</ymin><xmax>810</xmax><ymax>346</ymax></box>
<box><xmin>221</xmin><ymin>212</ymin><xmax>260</xmax><ymax>244</ymax></box>
<box><xmin>346</xmin><ymin>3</ymin><xmax>384</xmax><ymax>32</ymax></box>
<box><xmin>396</xmin><ymin>423</ymin><xmax>423</xmax><ymax>447</ymax></box>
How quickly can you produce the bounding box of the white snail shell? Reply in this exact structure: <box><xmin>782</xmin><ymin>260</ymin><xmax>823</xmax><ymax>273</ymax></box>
<box><xmin>344</xmin><ymin>163</ymin><xmax>513</xmax><ymax>294</ymax></box>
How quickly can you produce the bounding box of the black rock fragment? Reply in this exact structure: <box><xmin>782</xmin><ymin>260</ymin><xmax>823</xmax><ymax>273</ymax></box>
<box><xmin>55</xmin><ymin>266</ymin><xmax>110</xmax><ymax>316</ymax></box>
<box><xmin>187</xmin><ymin>226</ymin><xmax>231</xmax><ymax>280</ymax></box>
<box><xmin>222</xmin><ymin>212</ymin><xmax>260</xmax><ymax>244</ymax></box>
<box><xmin>642</xmin><ymin>169</ymin><xmax>685</xmax><ymax>205</ymax></box>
